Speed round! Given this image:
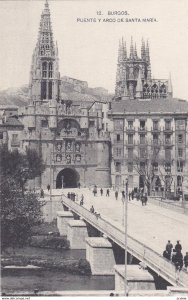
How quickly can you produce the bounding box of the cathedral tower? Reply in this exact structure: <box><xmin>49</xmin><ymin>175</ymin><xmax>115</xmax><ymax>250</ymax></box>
<box><xmin>29</xmin><ymin>0</ymin><xmax>60</xmax><ymax>103</ymax></box>
<box><xmin>114</xmin><ymin>37</ymin><xmax>173</xmax><ymax>100</ymax></box>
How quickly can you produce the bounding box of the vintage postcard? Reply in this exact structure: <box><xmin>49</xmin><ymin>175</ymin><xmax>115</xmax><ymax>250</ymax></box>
<box><xmin>0</xmin><ymin>0</ymin><xmax>188</xmax><ymax>298</ymax></box>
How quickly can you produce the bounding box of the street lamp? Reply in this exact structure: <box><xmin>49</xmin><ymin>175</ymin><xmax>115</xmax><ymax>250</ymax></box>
<box><xmin>124</xmin><ymin>178</ymin><xmax>128</xmax><ymax>296</ymax></box>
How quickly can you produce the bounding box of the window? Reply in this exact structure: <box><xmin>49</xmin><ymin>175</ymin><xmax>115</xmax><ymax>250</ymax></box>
<box><xmin>165</xmin><ymin>120</ymin><xmax>171</xmax><ymax>130</ymax></box>
<box><xmin>140</xmin><ymin>148</ymin><xmax>146</xmax><ymax>159</ymax></box>
<box><xmin>140</xmin><ymin>162</ymin><xmax>145</xmax><ymax>171</ymax></box>
<box><xmin>128</xmin><ymin>162</ymin><xmax>133</xmax><ymax>172</ymax></box>
<box><xmin>177</xmin><ymin>161</ymin><xmax>183</xmax><ymax>172</ymax></box>
<box><xmin>115</xmin><ymin>162</ymin><xmax>121</xmax><ymax>172</ymax></box>
<box><xmin>102</xmin><ymin>112</ymin><xmax>104</xmax><ymax>118</ymax></box>
<box><xmin>128</xmin><ymin>120</ymin><xmax>133</xmax><ymax>129</ymax></box>
<box><xmin>153</xmin><ymin>134</ymin><xmax>158</xmax><ymax>145</ymax></box>
<box><xmin>42</xmin><ymin>62</ymin><xmax>47</xmax><ymax>78</ymax></box>
<box><xmin>116</xmin><ymin>148</ymin><xmax>122</xmax><ymax>157</ymax></box>
<box><xmin>165</xmin><ymin>162</ymin><xmax>171</xmax><ymax>172</ymax></box>
<box><xmin>102</xmin><ymin>123</ymin><xmax>104</xmax><ymax>130</ymax></box>
<box><xmin>128</xmin><ymin>134</ymin><xmax>133</xmax><ymax>144</ymax></box>
<box><xmin>41</xmin><ymin>81</ymin><xmax>47</xmax><ymax>100</ymax></box>
<box><xmin>89</xmin><ymin>120</ymin><xmax>95</xmax><ymax>127</ymax></box>
<box><xmin>106</xmin><ymin>123</ymin><xmax>108</xmax><ymax>131</ymax></box>
<box><xmin>165</xmin><ymin>148</ymin><xmax>171</xmax><ymax>161</ymax></box>
<box><xmin>41</xmin><ymin>120</ymin><xmax>48</xmax><ymax>128</ymax></box>
<box><xmin>152</xmin><ymin>162</ymin><xmax>158</xmax><ymax>171</ymax></box>
<box><xmin>178</xmin><ymin>148</ymin><xmax>183</xmax><ymax>158</ymax></box>
<box><xmin>48</xmin><ymin>81</ymin><xmax>52</xmax><ymax>99</ymax></box>
<box><xmin>178</xmin><ymin>134</ymin><xmax>183</xmax><ymax>143</ymax></box>
<box><xmin>140</xmin><ymin>120</ymin><xmax>145</xmax><ymax>130</ymax></box>
<box><xmin>49</xmin><ymin>62</ymin><xmax>53</xmax><ymax>78</ymax></box>
<box><xmin>0</xmin><ymin>132</ymin><xmax>3</xmax><ymax>139</ymax></box>
<box><xmin>12</xmin><ymin>134</ymin><xmax>18</xmax><ymax>142</ymax></box>
<box><xmin>117</xmin><ymin>134</ymin><xmax>120</xmax><ymax>142</ymax></box>
<box><xmin>165</xmin><ymin>134</ymin><xmax>171</xmax><ymax>144</ymax></box>
<box><xmin>153</xmin><ymin>120</ymin><xmax>158</xmax><ymax>130</ymax></box>
<box><xmin>114</xmin><ymin>119</ymin><xmax>123</xmax><ymax>130</ymax></box>
<box><xmin>128</xmin><ymin>148</ymin><xmax>133</xmax><ymax>160</ymax></box>
<box><xmin>140</xmin><ymin>134</ymin><xmax>145</xmax><ymax>144</ymax></box>
<box><xmin>176</xmin><ymin>119</ymin><xmax>185</xmax><ymax>130</ymax></box>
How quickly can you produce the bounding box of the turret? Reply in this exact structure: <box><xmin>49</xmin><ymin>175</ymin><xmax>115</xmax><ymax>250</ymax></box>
<box><xmin>129</xmin><ymin>37</ymin><xmax>134</xmax><ymax>60</ymax></box>
<box><xmin>80</xmin><ymin>107</ymin><xmax>89</xmax><ymax>128</ymax></box>
<box><xmin>168</xmin><ymin>73</ymin><xmax>173</xmax><ymax>98</ymax></box>
<box><xmin>136</xmin><ymin>69</ymin><xmax>143</xmax><ymax>99</ymax></box>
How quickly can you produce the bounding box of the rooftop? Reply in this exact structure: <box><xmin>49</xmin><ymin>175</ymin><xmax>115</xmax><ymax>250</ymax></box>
<box><xmin>111</xmin><ymin>98</ymin><xmax>188</xmax><ymax>114</ymax></box>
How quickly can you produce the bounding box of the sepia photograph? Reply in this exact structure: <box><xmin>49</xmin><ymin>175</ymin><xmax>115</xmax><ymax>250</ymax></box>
<box><xmin>0</xmin><ymin>0</ymin><xmax>188</xmax><ymax>297</ymax></box>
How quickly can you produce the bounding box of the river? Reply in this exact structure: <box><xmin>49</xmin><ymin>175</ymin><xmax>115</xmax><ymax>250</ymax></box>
<box><xmin>1</xmin><ymin>247</ymin><xmax>114</xmax><ymax>294</ymax></box>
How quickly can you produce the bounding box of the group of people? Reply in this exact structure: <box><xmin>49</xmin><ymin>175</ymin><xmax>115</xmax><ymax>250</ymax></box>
<box><xmin>92</xmin><ymin>186</ymin><xmax>110</xmax><ymax>197</ymax></box>
<box><xmin>163</xmin><ymin>240</ymin><xmax>188</xmax><ymax>272</ymax></box>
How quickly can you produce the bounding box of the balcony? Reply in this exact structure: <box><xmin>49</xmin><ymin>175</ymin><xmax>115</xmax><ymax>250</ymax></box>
<box><xmin>138</xmin><ymin>127</ymin><xmax>147</xmax><ymax>134</ymax></box>
<box><xmin>163</xmin><ymin>127</ymin><xmax>173</xmax><ymax>134</ymax></box>
<box><xmin>11</xmin><ymin>140</ymin><xmax>20</xmax><ymax>147</ymax></box>
<box><xmin>125</xmin><ymin>127</ymin><xmax>135</xmax><ymax>134</ymax></box>
<box><xmin>164</xmin><ymin>139</ymin><xmax>173</xmax><ymax>147</ymax></box>
<box><xmin>151</xmin><ymin>127</ymin><xmax>161</xmax><ymax>133</ymax></box>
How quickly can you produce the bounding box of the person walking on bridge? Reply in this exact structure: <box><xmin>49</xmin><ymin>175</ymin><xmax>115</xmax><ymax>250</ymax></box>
<box><xmin>100</xmin><ymin>188</ymin><xmax>103</xmax><ymax>196</ymax></box>
<box><xmin>166</xmin><ymin>240</ymin><xmax>173</xmax><ymax>257</ymax></box>
<box><xmin>115</xmin><ymin>190</ymin><xmax>118</xmax><ymax>200</ymax></box>
<box><xmin>175</xmin><ymin>240</ymin><xmax>182</xmax><ymax>253</ymax></box>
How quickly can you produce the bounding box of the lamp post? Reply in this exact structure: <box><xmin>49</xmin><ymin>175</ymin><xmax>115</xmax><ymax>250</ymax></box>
<box><xmin>124</xmin><ymin>178</ymin><xmax>128</xmax><ymax>296</ymax></box>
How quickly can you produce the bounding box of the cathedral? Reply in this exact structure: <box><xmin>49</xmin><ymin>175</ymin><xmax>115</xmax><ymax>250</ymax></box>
<box><xmin>18</xmin><ymin>0</ymin><xmax>111</xmax><ymax>189</ymax></box>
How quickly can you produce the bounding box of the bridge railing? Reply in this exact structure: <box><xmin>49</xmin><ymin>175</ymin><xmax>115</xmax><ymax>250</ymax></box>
<box><xmin>61</xmin><ymin>195</ymin><xmax>188</xmax><ymax>287</ymax></box>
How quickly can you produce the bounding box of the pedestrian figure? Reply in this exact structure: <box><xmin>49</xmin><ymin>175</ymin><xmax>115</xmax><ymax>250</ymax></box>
<box><xmin>81</xmin><ymin>194</ymin><xmax>84</xmax><ymax>202</ymax></box>
<box><xmin>173</xmin><ymin>251</ymin><xmax>183</xmax><ymax>270</ymax></box>
<box><xmin>106</xmin><ymin>189</ymin><xmax>110</xmax><ymax>197</ymax></box>
<box><xmin>40</xmin><ymin>189</ymin><xmax>44</xmax><ymax>198</ymax></box>
<box><xmin>115</xmin><ymin>190</ymin><xmax>118</xmax><ymax>200</ymax></box>
<box><xmin>47</xmin><ymin>184</ymin><xmax>50</xmax><ymax>192</ymax></box>
<box><xmin>80</xmin><ymin>199</ymin><xmax>84</xmax><ymax>206</ymax></box>
<box><xmin>122</xmin><ymin>190</ymin><xmax>125</xmax><ymax>201</ymax></box>
<box><xmin>184</xmin><ymin>252</ymin><xmax>188</xmax><ymax>271</ymax></box>
<box><xmin>141</xmin><ymin>193</ymin><xmax>148</xmax><ymax>206</ymax></box>
<box><xmin>78</xmin><ymin>182</ymin><xmax>81</xmax><ymax>189</ymax></box>
<box><xmin>166</xmin><ymin>240</ymin><xmax>173</xmax><ymax>256</ymax></box>
<box><xmin>93</xmin><ymin>185</ymin><xmax>97</xmax><ymax>196</ymax></box>
<box><xmin>72</xmin><ymin>193</ymin><xmax>76</xmax><ymax>201</ymax></box>
<box><xmin>131</xmin><ymin>190</ymin><xmax>134</xmax><ymax>200</ymax></box>
<box><xmin>175</xmin><ymin>240</ymin><xmax>182</xmax><ymax>253</ymax></box>
<box><xmin>128</xmin><ymin>192</ymin><xmax>131</xmax><ymax>201</ymax></box>
<box><xmin>163</xmin><ymin>250</ymin><xmax>171</xmax><ymax>260</ymax></box>
<box><xmin>100</xmin><ymin>188</ymin><xmax>103</xmax><ymax>196</ymax></box>
<box><xmin>90</xmin><ymin>205</ymin><xmax>95</xmax><ymax>213</ymax></box>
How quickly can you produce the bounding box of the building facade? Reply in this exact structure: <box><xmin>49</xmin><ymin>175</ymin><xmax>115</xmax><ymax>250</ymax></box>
<box><xmin>110</xmin><ymin>39</ymin><xmax>188</xmax><ymax>195</ymax></box>
<box><xmin>2</xmin><ymin>0</ymin><xmax>188</xmax><ymax>196</ymax></box>
<box><xmin>18</xmin><ymin>0</ymin><xmax>111</xmax><ymax>189</ymax></box>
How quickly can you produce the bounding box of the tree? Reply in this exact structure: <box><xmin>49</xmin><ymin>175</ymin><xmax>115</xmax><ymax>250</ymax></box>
<box><xmin>0</xmin><ymin>145</ymin><xmax>45</xmax><ymax>251</ymax></box>
<box><xmin>1</xmin><ymin>177</ymin><xmax>45</xmax><ymax>251</ymax></box>
<box><xmin>0</xmin><ymin>145</ymin><xmax>45</xmax><ymax>193</ymax></box>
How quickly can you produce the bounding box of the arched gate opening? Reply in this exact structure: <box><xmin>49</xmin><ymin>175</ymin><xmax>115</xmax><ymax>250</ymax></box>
<box><xmin>56</xmin><ymin>168</ymin><xmax>79</xmax><ymax>189</ymax></box>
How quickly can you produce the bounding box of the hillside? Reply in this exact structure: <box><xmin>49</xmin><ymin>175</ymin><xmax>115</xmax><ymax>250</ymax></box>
<box><xmin>0</xmin><ymin>83</ymin><xmax>113</xmax><ymax>107</ymax></box>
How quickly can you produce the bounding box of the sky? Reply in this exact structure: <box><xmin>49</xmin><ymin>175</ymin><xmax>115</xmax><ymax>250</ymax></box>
<box><xmin>1</xmin><ymin>0</ymin><xmax>188</xmax><ymax>99</ymax></box>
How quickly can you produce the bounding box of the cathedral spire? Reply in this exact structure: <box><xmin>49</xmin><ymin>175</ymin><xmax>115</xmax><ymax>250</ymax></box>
<box><xmin>29</xmin><ymin>0</ymin><xmax>59</xmax><ymax>103</ymax></box>
<box><xmin>146</xmin><ymin>40</ymin><xmax>150</xmax><ymax>63</ymax></box>
<box><xmin>130</xmin><ymin>37</ymin><xmax>134</xmax><ymax>59</ymax></box>
<box><xmin>122</xmin><ymin>37</ymin><xmax>127</xmax><ymax>60</ymax></box>
<box><xmin>141</xmin><ymin>38</ymin><xmax>146</xmax><ymax>60</ymax></box>
<box><xmin>168</xmin><ymin>73</ymin><xmax>173</xmax><ymax>98</ymax></box>
<box><xmin>134</xmin><ymin>43</ymin><xmax>138</xmax><ymax>59</ymax></box>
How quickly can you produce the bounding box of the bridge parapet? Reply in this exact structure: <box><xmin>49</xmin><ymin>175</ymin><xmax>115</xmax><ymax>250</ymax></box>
<box><xmin>61</xmin><ymin>194</ymin><xmax>188</xmax><ymax>287</ymax></box>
